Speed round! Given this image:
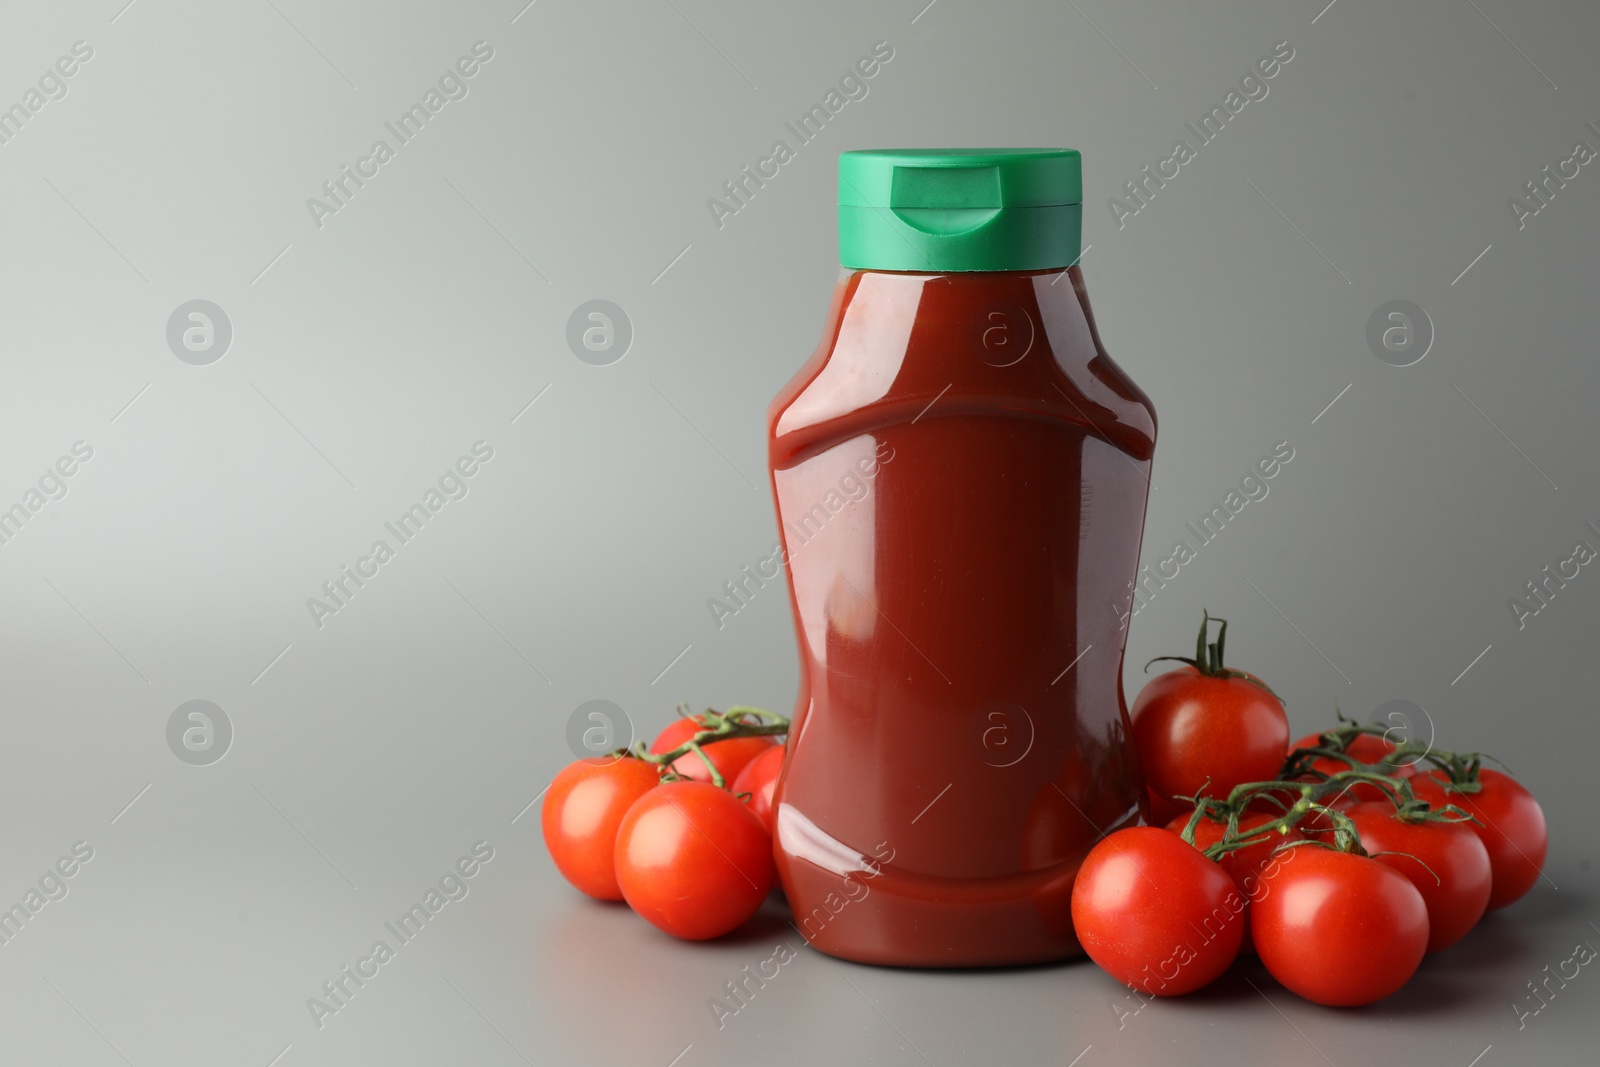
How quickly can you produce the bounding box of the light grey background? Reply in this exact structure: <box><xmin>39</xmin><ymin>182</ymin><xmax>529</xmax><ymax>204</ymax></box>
<box><xmin>1</xmin><ymin>0</ymin><xmax>1596</xmax><ymax>1064</ymax></box>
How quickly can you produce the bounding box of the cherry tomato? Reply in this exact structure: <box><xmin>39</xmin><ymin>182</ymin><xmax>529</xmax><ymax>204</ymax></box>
<box><xmin>1410</xmin><ymin>769</ymin><xmax>1546</xmax><ymax>910</ymax></box>
<box><xmin>1071</xmin><ymin>827</ymin><xmax>1244</xmax><ymax>996</ymax></box>
<box><xmin>649</xmin><ymin>716</ymin><xmax>777</xmax><ymax>786</ymax></box>
<box><xmin>1289</xmin><ymin>732</ymin><xmax>1415</xmax><ymax>808</ymax></box>
<box><xmin>1346</xmin><ymin>802</ymin><xmax>1491</xmax><ymax>952</ymax></box>
<box><xmin>1132</xmin><ymin>667</ymin><xmax>1288</xmax><ymax>824</ymax></box>
<box><xmin>1253</xmin><ymin>846</ymin><xmax>1428</xmax><ymax>1006</ymax></box>
<box><xmin>614</xmin><ymin>780</ymin><xmax>775</xmax><ymax>939</ymax></box>
<box><xmin>541</xmin><ymin>757</ymin><xmax>661</xmax><ymax>900</ymax></box>
<box><xmin>1166</xmin><ymin>811</ymin><xmax>1301</xmax><ymax>953</ymax></box>
<box><xmin>730</xmin><ymin>744</ymin><xmax>784</xmax><ymax>832</ymax></box>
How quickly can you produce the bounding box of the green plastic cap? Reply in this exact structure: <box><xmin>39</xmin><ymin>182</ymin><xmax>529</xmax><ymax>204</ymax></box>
<box><xmin>837</xmin><ymin>148</ymin><xmax>1083</xmax><ymax>272</ymax></box>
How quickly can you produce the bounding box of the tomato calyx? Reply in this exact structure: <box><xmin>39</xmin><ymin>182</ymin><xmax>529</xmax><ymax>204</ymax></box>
<box><xmin>1384</xmin><ymin>794</ymin><xmax>1477</xmax><ymax>826</ymax></box>
<box><xmin>637</xmin><ymin>703</ymin><xmax>789</xmax><ymax>789</ymax></box>
<box><xmin>1144</xmin><ymin>610</ymin><xmax>1280</xmax><ymax>699</ymax></box>
<box><xmin>1388</xmin><ymin>745</ymin><xmax>1513</xmax><ymax>795</ymax></box>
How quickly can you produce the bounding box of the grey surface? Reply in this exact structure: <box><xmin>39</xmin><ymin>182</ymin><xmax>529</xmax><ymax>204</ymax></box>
<box><xmin>1</xmin><ymin>0</ymin><xmax>1597</xmax><ymax>1064</ymax></box>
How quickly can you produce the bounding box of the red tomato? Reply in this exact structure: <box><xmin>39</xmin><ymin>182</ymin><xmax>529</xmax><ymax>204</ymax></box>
<box><xmin>1253</xmin><ymin>846</ymin><xmax>1428</xmax><ymax>1006</ymax></box>
<box><xmin>1410</xmin><ymin>769</ymin><xmax>1547</xmax><ymax>911</ymax></box>
<box><xmin>1346</xmin><ymin>802</ymin><xmax>1491</xmax><ymax>952</ymax></box>
<box><xmin>1166</xmin><ymin>811</ymin><xmax>1301</xmax><ymax>953</ymax></box>
<box><xmin>649</xmin><ymin>716</ymin><xmax>777</xmax><ymax>786</ymax></box>
<box><xmin>1071</xmin><ymin>827</ymin><xmax>1244</xmax><ymax>996</ymax></box>
<box><xmin>1132</xmin><ymin>667</ymin><xmax>1289</xmax><ymax>824</ymax></box>
<box><xmin>730</xmin><ymin>744</ymin><xmax>784</xmax><ymax>832</ymax></box>
<box><xmin>614</xmin><ymin>780</ymin><xmax>775</xmax><ymax>939</ymax></box>
<box><xmin>1290</xmin><ymin>732</ymin><xmax>1415</xmax><ymax>807</ymax></box>
<box><xmin>541</xmin><ymin>757</ymin><xmax>661</xmax><ymax>900</ymax></box>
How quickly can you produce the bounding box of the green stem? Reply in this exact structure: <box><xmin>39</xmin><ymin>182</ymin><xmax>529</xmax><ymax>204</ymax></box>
<box><xmin>1143</xmin><ymin>609</ymin><xmax>1280</xmax><ymax>700</ymax></box>
<box><xmin>1194</xmin><ymin>761</ymin><xmax>1482</xmax><ymax>863</ymax></box>
<box><xmin>638</xmin><ymin>705</ymin><xmax>789</xmax><ymax>790</ymax></box>
<box><xmin>1183</xmin><ymin>717</ymin><xmax>1507</xmax><ymax>863</ymax></box>
<box><xmin>1281</xmin><ymin>719</ymin><xmax>1507</xmax><ymax>792</ymax></box>
<box><xmin>1196</xmin><ymin>768</ymin><xmax>1410</xmax><ymax>860</ymax></box>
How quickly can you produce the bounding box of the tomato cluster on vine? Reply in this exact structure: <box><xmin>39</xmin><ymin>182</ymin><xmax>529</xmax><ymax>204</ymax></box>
<box><xmin>541</xmin><ymin>705</ymin><xmax>787</xmax><ymax>940</ymax></box>
<box><xmin>1080</xmin><ymin>611</ymin><xmax>1549</xmax><ymax>1007</ymax></box>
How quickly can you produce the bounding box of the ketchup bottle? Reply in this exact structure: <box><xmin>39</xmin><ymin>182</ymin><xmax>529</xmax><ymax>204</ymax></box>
<box><xmin>766</xmin><ymin>149</ymin><xmax>1156</xmax><ymax>966</ymax></box>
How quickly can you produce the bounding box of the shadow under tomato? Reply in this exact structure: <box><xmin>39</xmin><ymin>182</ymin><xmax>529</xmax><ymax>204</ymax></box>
<box><xmin>1361</xmin><ymin>961</ymin><xmax>1496</xmax><ymax>1019</ymax></box>
<box><xmin>1190</xmin><ymin>954</ymin><xmax>1471</xmax><ymax>1018</ymax></box>
<box><xmin>1226</xmin><ymin>935</ymin><xmax>1517</xmax><ymax>1020</ymax></box>
<box><xmin>708</xmin><ymin>896</ymin><xmax>804</xmax><ymax>948</ymax></box>
<box><xmin>1431</xmin><ymin>908</ymin><xmax>1539</xmax><ymax>970</ymax></box>
<box><xmin>1184</xmin><ymin>959</ymin><xmax>1273</xmax><ymax>1007</ymax></box>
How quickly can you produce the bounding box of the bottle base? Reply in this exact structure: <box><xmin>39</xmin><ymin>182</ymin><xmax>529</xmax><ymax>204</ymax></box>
<box><xmin>778</xmin><ymin>847</ymin><xmax>1089</xmax><ymax>969</ymax></box>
